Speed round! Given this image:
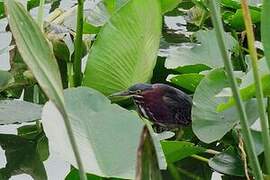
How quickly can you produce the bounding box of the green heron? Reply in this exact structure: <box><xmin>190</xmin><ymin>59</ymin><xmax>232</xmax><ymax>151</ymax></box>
<box><xmin>110</xmin><ymin>83</ymin><xmax>192</xmax><ymax>128</ymax></box>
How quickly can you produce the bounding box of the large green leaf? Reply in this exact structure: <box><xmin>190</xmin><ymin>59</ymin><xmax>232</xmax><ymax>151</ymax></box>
<box><xmin>0</xmin><ymin>100</ymin><xmax>42</xmax><ymax>124</ymax></box>
<box><xmin>82</xmin><ymin>0</ymin><xmax>162</xmax><ymax>95</ymax></box>
<box><xmin>192</xmin><ymin>69</ymin><xmax>260</xmax><ymax>143</ymax></box>
<box><xmin>5</xmin><ymin>0</ymin><xmax>64</xmax><ymax>110</ymax></box>
<box><xmin>165</xmin><ymin>30</ymin><xmax>237</xmax><ymax>69</ymax></box>
<box><xmin>42</xmin><ymin>87</ymin><xmax>166</xmax><ymax>179</ymax></box>
<box><xmin>161</xmin><ymin>141</ymin><xmax>206</xmax><ymax>163</ymax></box>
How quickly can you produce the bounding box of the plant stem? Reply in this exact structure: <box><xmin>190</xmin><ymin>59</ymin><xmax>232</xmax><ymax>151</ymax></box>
<box><xmin>67</xmin><ymin>62</ymin><xmax>74</xmax><ymax>88</ymax></box>
<box><xmin>241</xmin><ymin>0</ymin><xmax>270</xmax><ymax>175</ymax></box>
<box><xmin>67</xmin><ymin>2</ymin><xmax>86</xmax><ymax>179</ymax></box>
<box><xmin>33</xmin><ymin>84</ymin><xmax>40</xmax><ymax>104</ymax></box>
<box><xmin>73</xmin><ymin>0</ymin><xmax>84</xmax><ymax>87</ymax></box>
<box><xmin>190</xmin><ymin>154</ymin><xmax>209</xmax><ymax>163</ymax></box>
<box><xmin>205</xmin><ymin>149</ymin><xmax>220</xmax><ymax>155</ymax></box>
<box><xmin>261</xmin><ymin>0</ymin><xmax>270</xmax><ymax>70</ymax></box>
<box><xmin>208</xmin><ymin>1</ymin><xmax>263</xmax><ymax>179</ymax></box>
<box><xmin>268</xmin><ymin>97</ymin><xmax>270</xmax><ymax>126</ymax></box>
<box><xmin>60</xmin><ymin>108</ymin><xmax>87</xmax><ymax>180</ymax></box>
<box><xmin>37</xmin><ymin>0</ymin><xmax>45</xmax><ymax>30</ymax></box>
<box><xmin>33</xmin><ymin>84</ymin><xmax>41</xmax><ymax>130</ymax></box>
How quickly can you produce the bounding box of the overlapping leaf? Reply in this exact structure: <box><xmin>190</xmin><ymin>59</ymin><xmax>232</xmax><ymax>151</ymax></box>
<box><xmin>167</xmin><ymin>73</ymin><xmax>204</xmax><ymax>92</ymax></box>
<box><xmin>83</xmin><ymin>0</ymin><xmax>162</xmax><ymax>95</ymax></box>
<box><xmin>192</xmin><ymin>69</ymin><xmax>260</xmax><ymax>143</ymax></box>
<box><xmin>0</xmin><ymin>100</ymin><xmax>42</xmax><ymax>124</ymax></box>
<box><xmin>161</xmin><ymin>141</ymin><xmax>206</xmax><ymax>163</ymax></box>
<box><xmin>165</xmin><ymin>30</ymin><xmax>237</xmax><ymax>69</ymax></box>
<box><xmin>42</xmin><ymin>87</ymin><xmax>166</xmax><ymax>179</ymax></box>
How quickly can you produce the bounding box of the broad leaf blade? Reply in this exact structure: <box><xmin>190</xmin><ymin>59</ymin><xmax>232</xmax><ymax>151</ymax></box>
<box><xmin>192</xmin><ymin>69</ymin><xmax>259</xmax><ymax>143</ymax></box>
<box><xmin>83</xmin><ymin>0</ymin><xmax>162</xmax><ymax>95</ymax></box>
<box><xmin>5</xmin><ymin>0</ymin><xmax>64</xmax><ymax>109</ymax></box>
<box><xmin>165</xmin><ymin>30</ymin><xmax>237</xmax><ymax>69</ymax></box>
<box><xmin>0</xmin><ymin>100</ymin><xmax>42</xmax><ymax>124</ymax></box>
<box><xmin>161</xmin><ymin>141</ymin><xmax>206</xmax><ymax>163</ymax></box>
<box><xmin>42</xmin><ymin>87</ymin><xmax>166</xmax><ymax>179</ymax></box>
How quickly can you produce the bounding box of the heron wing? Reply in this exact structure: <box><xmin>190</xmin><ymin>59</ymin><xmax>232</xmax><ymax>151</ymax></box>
<box><xmin>162</xmin><ymin>91</ymin><xmax>192</xmax><ymax>125</ymax></box>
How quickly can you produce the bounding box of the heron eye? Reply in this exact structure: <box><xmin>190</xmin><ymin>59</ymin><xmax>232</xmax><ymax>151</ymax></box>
<box><xmin>136</xmin><ymin>90</ymin><xmax>142</xmax><ymax>94</ymax></box>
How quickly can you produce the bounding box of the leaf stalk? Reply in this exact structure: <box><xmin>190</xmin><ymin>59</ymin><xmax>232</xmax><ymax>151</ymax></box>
<box><xmin>261</xmin><ymin>0</ymin><xmax>270</xmax><ymax>70</ymax></box>
<box><xmin>37</xmin><ymin>0</ymin><xmax>45</xmax><ymax>30</ymax></box>
<box><xmin>208</xmin><ymin>0</ymin><xmax>263</xmax><ymax>179</ymax></box>
<box><xmin>73</xmin><ymin>0</ymin><xmax>84</xmax><ymax>87</ymax></box>
<box><xmin>241</xmin><ymin>0</ymin><xmax>270</xmax><ymax>174</ymax></box>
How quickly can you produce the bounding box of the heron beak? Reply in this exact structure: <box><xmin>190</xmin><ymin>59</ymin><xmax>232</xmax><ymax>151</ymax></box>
<box><xmin>108</xmin><ymin>91</ymin><xmax>134</xmax><ymax>97</ymax></box>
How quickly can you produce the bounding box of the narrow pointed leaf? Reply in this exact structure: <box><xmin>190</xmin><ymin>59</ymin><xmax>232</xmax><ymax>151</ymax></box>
<box><xmin>5</xmin><ymin>0</ymin><xmax>64</xmax><ymax>109</ymax></box>
<box><xmin>5</xmin><ymin>1</ymin><xmax>85</xmax><ymax>178</ymax></box>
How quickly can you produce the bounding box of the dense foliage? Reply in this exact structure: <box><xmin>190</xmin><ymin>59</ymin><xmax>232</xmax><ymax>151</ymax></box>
<box><xmin>0</xmin><ymin>0</ymin><xmax>269</xmax><ymax>179</ymax></box>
